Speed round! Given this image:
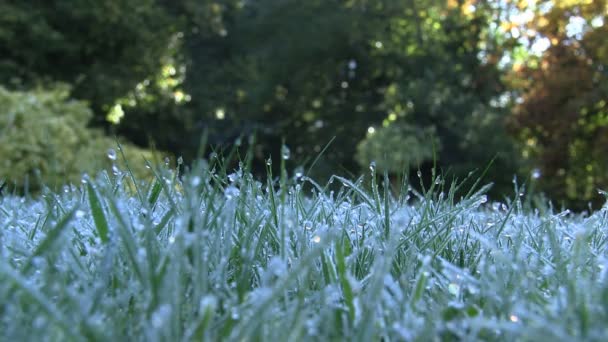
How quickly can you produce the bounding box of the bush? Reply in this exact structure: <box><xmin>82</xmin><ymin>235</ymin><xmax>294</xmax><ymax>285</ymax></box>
<box><xmin>0</xmin><ymin>86</ymin><xmax>162</xmax><ymax>193</ymax></box>
<box><xmin>355</xmin><ymin>123</ymin><xmax>440</xmax><ymax>174</ymax></box>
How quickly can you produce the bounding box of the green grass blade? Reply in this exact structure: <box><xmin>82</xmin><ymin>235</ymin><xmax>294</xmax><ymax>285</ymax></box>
<box><xmin>22</xmin><ymin>205</ymin><xmax>78</xmax><ymax>273</ymax></box>
<box><xmin>87</xmin><ymin>182</ymin><xmax>109</xmax><ymax>244</ymax></box>
<box><xmin>0</xmin><ymin>262</ymin><xmax>81</xmax><ymax>340</ymax></box>
<box><xmin>147</xmin><ymin>178</ymin><xmax>163</xmax><ymax>209</ymax></box>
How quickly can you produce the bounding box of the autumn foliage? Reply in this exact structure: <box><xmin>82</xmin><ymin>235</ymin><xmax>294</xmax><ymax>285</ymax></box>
<box><xmin>504</xmin><ymin>0</ymin><xmax>608</xmax><ymax>208</ymax></box>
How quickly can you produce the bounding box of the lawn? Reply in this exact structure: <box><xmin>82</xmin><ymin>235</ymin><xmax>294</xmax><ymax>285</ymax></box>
<box><xmin>1</xmin><ymin>152</ymin><xmax>607</xmax><ymax>341</ymax></box>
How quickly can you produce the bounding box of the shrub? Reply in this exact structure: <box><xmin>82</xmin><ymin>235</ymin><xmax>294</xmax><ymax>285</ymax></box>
<box><xmin>355</xmin><ymin>123</ymin><xmax>440</xmax><ymax>174</ymax></box>
<box><xmin>0</xmin><ymin>85</ymin><xmax>162</xmax><ymax>193</ymax></box>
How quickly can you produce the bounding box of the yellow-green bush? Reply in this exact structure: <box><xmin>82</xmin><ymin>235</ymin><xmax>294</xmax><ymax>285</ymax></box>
<box><xmin>0</xmin><ymin>85</ymin><xmax>163</xmax><ymax>192</ymax></box>
<box><xmin>355</xmin><ymin>123</ymin><xmax>440</xmax><ymax>174</ymax></box>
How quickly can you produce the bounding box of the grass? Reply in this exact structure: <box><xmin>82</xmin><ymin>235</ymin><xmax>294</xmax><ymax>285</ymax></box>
<box><xmin>1</xmin><ymin>148</ymin><xmax>608</xmax><ymax>341</ymax></box>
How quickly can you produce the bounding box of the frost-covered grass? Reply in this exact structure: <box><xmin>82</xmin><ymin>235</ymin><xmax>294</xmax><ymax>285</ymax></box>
<box><xmin>1</xmin><ymin>152</ymin><xmax>608</xmax><ymax>341</ymax></box>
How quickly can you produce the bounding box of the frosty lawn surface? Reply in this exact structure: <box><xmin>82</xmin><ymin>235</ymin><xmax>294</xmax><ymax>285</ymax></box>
<box><xmin>1</xmin><ymin>159</ymin><xmax>607</xmax><ymax>341</ymax></box>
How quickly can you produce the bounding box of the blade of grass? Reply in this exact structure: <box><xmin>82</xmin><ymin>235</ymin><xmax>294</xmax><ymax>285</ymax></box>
<box><xmin>87</xmin><ymin>182</ymin><xmax>109</xmax><ymax>244</ymax></box>
<box><xmin>305</xmin><ymin>136</ymin><xmax>336</xmax><ymax>178</ymax></box>
<box><xmin>0</xmin><ymin>262</ymin><xmax>81</xmax><ymax>340</ymax></box>
<box><xmin>21</xmin><ymin>205</ymin><xmax>78</xmax><ymax>273</ymax></box>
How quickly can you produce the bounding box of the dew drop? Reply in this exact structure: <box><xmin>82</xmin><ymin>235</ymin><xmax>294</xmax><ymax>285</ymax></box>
<box><xmin>231</xmin><ymin>308</ymin><xmax>240</xmax><ymax>320</ymax></box>
<box><xmin>75</xmin><ymin>210</ymin><xmax>85</xmax><ymax>219</ymax></box>
<box><xmin>531</xmin><ymin>168</ymin><xmax>541</xmax><ymax>179</ymax></box>
<box><xmin>112</xmin><ymin>165</ymin><xmax>121</xmax><ymax>176</ymax></box>
<box><xmin>369</xmin><ymin>161</ymin><xmax>376</xmax><ymax>173</ymax></box>
<box><xmin>294</xmin><ymin>167</ymin><xmax>304</xmax><ymax>179</ymax></box>
<box><xmin>281</xmin><ymin>145</ymin><xmax>291</xmax><ymax>160</ymax></box>
<box><xmin>228</xmin><ymin>172</ymin><xmax>240</xmax><ymax>183</ymax></box>
<box><xmin>312</xmin><ymin>235</ymin><xmax>321</xmax><ymax>243</ymax></box>
<box><xmin>107</xmin><ymin>148</ymin><xmax>117</xmax><ymax>161</ymax></box>
<box><xmin>190</xmin><ymin>176</ymin><xmax>201</xmax><ymax>187</ymax></box>
<box><xmin>224</xmin><ymin>186</ymin><xmax>240</xmax><ymax>199</ymax></box>
<box><xmin>266</xmin><ymin>157</ymin><xmax>272</xmax><ymax>166</ymax></box>
<box><xmin>177</xmin><ymin>156</ymin><xmax>184</xmax><ymax>165</ymax></box>
<box><xmin>448</xmin><ymin>283</ymin><xmax>460</xmax><ymax>296</ymax></box>
<box><xmin>151</xmin><ymin>304</ymin><xmax>172</xmax><ymax>328</ymax></box>
<box><xmin>417</xmin><ymin>170</ymin><xmax>422</xmax><ymax>178</ymax></box>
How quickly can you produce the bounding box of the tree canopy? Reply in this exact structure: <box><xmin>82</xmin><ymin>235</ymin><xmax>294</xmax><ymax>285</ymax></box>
<box><xmin>1</xmin><ymin>0</ymin><xmax>606</xmax><ymax>209</ymax></box>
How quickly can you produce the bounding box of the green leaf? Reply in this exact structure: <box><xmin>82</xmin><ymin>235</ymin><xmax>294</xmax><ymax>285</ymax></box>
<box><xmin>87</xmin><ymin>182</ymin><xmax>109</xmax><ymax>244</ymax></box>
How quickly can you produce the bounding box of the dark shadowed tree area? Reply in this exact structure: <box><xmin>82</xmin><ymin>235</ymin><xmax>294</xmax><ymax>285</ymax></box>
<box><xmin>1</xmin><ymin>0</ymin><xmax>606</xmax><ymax>209</ymax></box>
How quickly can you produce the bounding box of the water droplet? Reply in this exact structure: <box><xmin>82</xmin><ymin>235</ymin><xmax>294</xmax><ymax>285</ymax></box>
<box><xmin>199</xmin><ymin>295</ymin><xmax>217</xmax><ymax>312</ymax></box>
<box><xmin>107</xmin><ymin>149</ymin><xmax>117</xmax><ymax>161</ymax></box>
<box><xmin>112</xmin><ymin>165</ymin><xmax>121</xmax><ymax>176</ymax></box>
<box><xmin>224</xmin><ymin>186</ymin><xmax>240</xmax><ymax>199</ymax></box>
<box><xmin>509</xmin><ymin>314</ymin><xmax>519</xmax><ymax>323</ymax></box>
<box><xmin>231</xmin><ymin>308</ymin><xmax>240</xmax><ymax>320</ymax></box>
<box><xmin>266</xmin><ymin>157</ymin><xmax>272</xmax><ymax>166</ymax></box>
<box><xmin>531</xmin><ymin>168</ymin><xmax>541</xmax><ymax>179</ymax></box>
<box><xmin>177</xmin><ymin>156</ymin><xmax>184</xmax><ymax>165</ymax></box>
<box><xmin>151</xmin><ymin>304</ymin><xmax>172</xmax><ymax>328</ymax></box>
<box><xmin>137</xmin><ymin>248</ymin><xmax>147</xmax><ymax>259</ymax></box>
<box><xmin>228</xmin><ymin>172</ymin><xmax>240</xmax><ymax>183</ymax></box>
<box><xmin>281</xmin><ymin>145</ymin><xmax>291</xmax><ymax>160</ymax></box>
<box><xmin>312</xmin><ymin>235</ymin><xmax>321</xmax><ymax>243</ymax></box>
<box><xmin>303</xmin><ymin>220</ymin><xmax>313</xmax><ymax>231</ymax></box>
<box><xmin>435</xmin><ymin>177</ymin><xmax>441</xmax><ymax>185</ymax></box>
<box><xmin>190</xmin><ymin>176</ymin><xmax>201</xmax><ymax>187</ymax></box>
<box><xmin>164</xmin><ymin>157</ymin><xmax>170</xmax><ymax>166</ymax></box>
<box><xmin>479</xmin><ymin>195</ymin><xmax>487</xmax><ymax>204</ymax></box>
<box><xmin>417</xmin><ymin>170</ymin><xmax>422</xmax><ymax>178</ymax></box>
<box><xmin>348</xmin><ymin>59</ymin><xmax>357</xmax><ymax>70</ymax></box>
<box><xmin>75</xmin><ymin>210</ymin><xmax>85</xmax><ymax>219</ymax></box>
<box><xmin>369</xmin><ymin>161</ymin><xmax>376</xmax><ymax>173</ymax></box>
<box><xmin>81</xmin><ymin>173</ymin><xmax>89</xmax><ymax>184</ymax></box>
<box><xmin>448</xmin><ymin>283</ymin><xmax>460</xmax><ymax>296</ymax></box>
<box><xmin>294</xmin><ymin>167</ymin><xmax>304</xmax><ymax>179</ymax></box>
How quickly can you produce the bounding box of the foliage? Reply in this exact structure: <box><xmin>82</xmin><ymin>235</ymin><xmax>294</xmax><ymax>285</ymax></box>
<box><xmin>0</xmin><ymin>0</ymin><xmax>175</xmax><ymax>124</ymax></box>
<box><xmin>2</xmin><ymin>0</ymin><xmax>606</xmax><ymax>207</ymax></box>
<box><xmin>143</xmin><ymin>0</ymin><xmax>520</xmax><ymax>191</ymax></box>
<box><xmin>355</xmin><ymin>123</ymin><xmax>440</xmax><ymax>173</ymax></box>
<box><xmin>0</xmin><ymin>86</ymin><xmax>162</xmax><ymax>193</ymax></box>
<box><xmin>501</xmin><ymin>0</ymin><xmax>608</xmax><ymax>209</ymax></box>
<box><xmin>1</xmin><ymin>159</ymin><xmax>608</xmax><ymax>340</ymax></box>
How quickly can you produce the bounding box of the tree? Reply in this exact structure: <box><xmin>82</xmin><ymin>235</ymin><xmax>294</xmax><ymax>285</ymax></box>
<box><xmin>144</xmin><ymin>0</ymin><xmax>520</xmax><ymax>193</ymax></box>
<box><xmin>502</xmin><ymin>0</ymin><xmax>608</xmax><ymax>208</ymax></box>
<box><xmin>0</xmin><ymin>0</ymin><xmax>176</xmax><ymax>126</ymax></box>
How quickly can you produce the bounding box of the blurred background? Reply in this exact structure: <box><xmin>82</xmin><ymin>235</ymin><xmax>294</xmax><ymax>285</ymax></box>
<box><xmin>0</xmin><ymin>0</ymin><xmax>607</xmax><ymax>210</ymax></box>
